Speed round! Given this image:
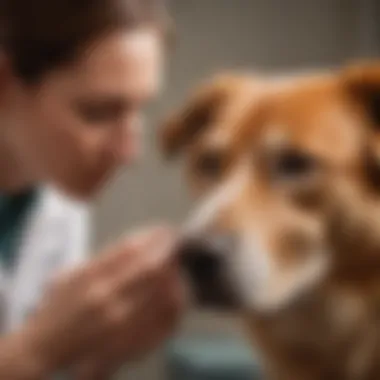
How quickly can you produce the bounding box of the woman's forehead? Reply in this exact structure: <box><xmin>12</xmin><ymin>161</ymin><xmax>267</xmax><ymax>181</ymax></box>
<box><xmin>41</xmin><ymin>29</ymin><xmax>165</xmax><ymax>102</ymax></box>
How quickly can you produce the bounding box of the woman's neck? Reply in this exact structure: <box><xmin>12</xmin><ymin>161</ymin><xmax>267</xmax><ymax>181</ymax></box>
<box><xmin>0</xmin><ymin>135</ymin><xmax>34</xmax><ymax>194</ymax></box>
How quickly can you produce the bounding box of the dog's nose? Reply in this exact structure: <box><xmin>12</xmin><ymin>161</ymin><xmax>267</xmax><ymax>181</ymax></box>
<box><xmin>178</xmin><ymin>235</ymin><xmax>234</xmax><ymax>280</ymax></box>
<box><xmin>178</xmin><ymin>237</ymin><xmax>222</xmax><ymax>283</ymax></box>
<box><xmin>176</xmin><ymin>234</ymin><xmax>237</xmax><ymax>307</ymax></box>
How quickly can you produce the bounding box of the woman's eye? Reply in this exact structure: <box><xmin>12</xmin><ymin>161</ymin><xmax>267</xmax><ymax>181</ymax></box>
<box><xmin>195</xmin><ymin>151</ymin><xmax>224</xmax><ymax>180</ymax></box>
<box><xmin>77</xmin><ymin>104</ymin><xmax>120</xmax><ymax>123</ymax></box>
<box><xmin>74</xmin><ymin>99</ymin><xmax>127</xmax><ymax>124</ymax></box>
<box><xmin>273</xmin><ymin>150</ymin><xmax>316</xmax><ymax>179</ymax></box>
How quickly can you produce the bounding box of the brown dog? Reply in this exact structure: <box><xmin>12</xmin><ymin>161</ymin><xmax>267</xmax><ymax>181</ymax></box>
<box><xmin>159</xmin><ymin>62</ymin><xmax>380</xmax><ymax>380</ymax></box>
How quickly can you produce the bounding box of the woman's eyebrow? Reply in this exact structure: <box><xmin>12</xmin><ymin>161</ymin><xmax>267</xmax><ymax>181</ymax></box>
<box><xmin>72</xmin><ymin>96</ymin><xmax>137</xmax><ymax>117</ymax></box>
<box><xmin>74</xmin><ymin>92</ymin><xmax>151</xmax><ymax>108</ymax></box>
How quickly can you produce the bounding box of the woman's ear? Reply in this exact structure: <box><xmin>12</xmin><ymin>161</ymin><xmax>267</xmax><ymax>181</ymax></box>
<box><xmin>158</xmin><ymin>73</ymin><xmax>246</xmax><ymax>159</ymax></box>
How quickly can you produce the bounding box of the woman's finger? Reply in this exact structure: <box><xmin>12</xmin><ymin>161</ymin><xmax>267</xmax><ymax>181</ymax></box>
<box><xmin>110</xmin><ymin>229</ymin><xmax>179</xmax><ymax>294</ymax></box>
<box><xmin>90</xmin><ymin>225</ymin><xmax>175</xmax><ymax>277</ymax></box>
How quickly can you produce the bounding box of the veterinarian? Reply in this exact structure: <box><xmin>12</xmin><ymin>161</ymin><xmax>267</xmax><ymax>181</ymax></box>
<box><xmin>0</xmin><ymin>0</ymin><xmax>185</xmax><ymax>379</ymax></box>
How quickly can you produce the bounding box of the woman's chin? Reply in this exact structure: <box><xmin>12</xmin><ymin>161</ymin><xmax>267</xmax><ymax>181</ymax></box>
<box><xmin>53</xmin><ymin>177</ymin><xmax>108</xmax><ymax>202</ymax></box>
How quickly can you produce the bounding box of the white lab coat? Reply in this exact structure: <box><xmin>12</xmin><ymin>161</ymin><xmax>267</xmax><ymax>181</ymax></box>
<box><xmin>0</xmin><ymin>186</ymin><xmax>90</xmax><ymax>333</ymax></box>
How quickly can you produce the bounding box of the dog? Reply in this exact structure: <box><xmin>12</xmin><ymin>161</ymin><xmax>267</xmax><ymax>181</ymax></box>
<box><xmin>159</xmin><ymin>62</ymin><xmax>380</xmax><ymax>380</ymax></box>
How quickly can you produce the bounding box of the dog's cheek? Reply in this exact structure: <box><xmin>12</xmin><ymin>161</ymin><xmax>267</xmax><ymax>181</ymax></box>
<box><xmin>291</xmin><ymin>186</ymin><xmax>325</xmax><ymax>212</ymax></box>
<box><xmin>277</xmin><ymin>229</ymin><xmax>323</xmax><ymax>268</ymax></box>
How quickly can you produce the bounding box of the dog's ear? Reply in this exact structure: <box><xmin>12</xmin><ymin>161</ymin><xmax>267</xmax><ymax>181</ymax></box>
<box><xmin>342</xmin><ymin>62</ymin><xmax>380</xmax><ymax>189</ymax></box>
<box><xmin>158</xmin><ymin>74</ymin><xmax>245</xmax><ymax>159</ymax></box>
<box><xmin>342</xmin><ymin>62</ymin><xmax>380</xmax><ymax>129</ymax></box>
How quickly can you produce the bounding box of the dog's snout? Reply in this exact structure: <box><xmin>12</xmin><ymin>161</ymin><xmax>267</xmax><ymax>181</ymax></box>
<box><xmin>178</xmin><ymin>237</ymin><xmax>223</xmax><ymax>283</ymax></box>
<box><xmin>176</xmin><ymin>234</ymin><xmax>238</xmax><ymax>308</ymax></box>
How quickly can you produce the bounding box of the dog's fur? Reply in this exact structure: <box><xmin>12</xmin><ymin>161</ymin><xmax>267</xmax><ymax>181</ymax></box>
<box><xmin>159</xmin><ymin>62</ymin><xmax>380</xmax><ymax>380</ymax></box>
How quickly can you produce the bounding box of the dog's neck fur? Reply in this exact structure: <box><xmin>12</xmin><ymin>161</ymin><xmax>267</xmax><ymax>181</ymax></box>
<box><xmin>247</xmin><ymin>277</ymin><xmax>380</xmax><ymax>380</ymax></box>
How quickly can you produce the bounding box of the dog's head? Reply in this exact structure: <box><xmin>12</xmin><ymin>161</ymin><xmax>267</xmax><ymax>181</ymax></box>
<box><xmin>159</xmin><ymin>63</ymin><xmax>380</xmax><ymax>314</ymax></box>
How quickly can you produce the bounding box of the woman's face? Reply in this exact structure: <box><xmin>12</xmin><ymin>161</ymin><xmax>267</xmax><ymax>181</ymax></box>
<box><xmin>2</xmin><ymin>28</ymin><xmax>164</xmax><ymax>200</ymax></box>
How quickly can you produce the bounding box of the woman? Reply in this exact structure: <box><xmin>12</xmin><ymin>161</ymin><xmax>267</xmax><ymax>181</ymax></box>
<box><xmin>0</xmin><ymin>0</ymin><xmax>184</xmax><ymax>379</ymax></box>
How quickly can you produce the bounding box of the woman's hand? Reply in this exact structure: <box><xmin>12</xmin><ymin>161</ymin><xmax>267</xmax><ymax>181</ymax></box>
<box><xmin>73</xmin><ymin>258</ymin><xmax>186</xmax><ymax>380</ymax></box>
<box><xmin>0</xmin><ymin>225</ymin><xmax>185</xmax><ymax>379</ymax></box>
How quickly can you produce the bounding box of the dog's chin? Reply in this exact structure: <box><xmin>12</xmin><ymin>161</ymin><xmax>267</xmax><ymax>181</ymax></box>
<box><xmin>192</xmin><ymin>292</ymin><xmax>241</xmax><ymax>312</ymax></box>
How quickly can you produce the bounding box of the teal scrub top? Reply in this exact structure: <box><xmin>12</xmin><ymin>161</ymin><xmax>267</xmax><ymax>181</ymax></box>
<box><xmin>0</xmin><ymin>189</ymin><xmax>38</xmax><ymax>270</ymax></box>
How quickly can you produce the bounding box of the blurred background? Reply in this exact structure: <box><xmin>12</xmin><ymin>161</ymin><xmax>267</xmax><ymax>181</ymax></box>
<box><xmin>92</xmin><ymin>0</ymin><xmax>380</xmax><ymax>379</ymax></box>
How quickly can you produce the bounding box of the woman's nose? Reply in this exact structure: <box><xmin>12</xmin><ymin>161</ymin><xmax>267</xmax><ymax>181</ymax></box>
<box><xmin>113</xmin><ymin>115</ymin><xmax>144</xmax><ymax>165</ymax></box>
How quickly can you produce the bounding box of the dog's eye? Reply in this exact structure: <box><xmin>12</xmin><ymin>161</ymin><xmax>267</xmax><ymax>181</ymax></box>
<box><xmin>273</xmin><ymin>150</ymin><xmax>316</xmax><ymax>179</ymax></box>
<box><xmin>195</xmin><ymin>150</ymin><xmax>224</xmax><ymax>179</ymax></box>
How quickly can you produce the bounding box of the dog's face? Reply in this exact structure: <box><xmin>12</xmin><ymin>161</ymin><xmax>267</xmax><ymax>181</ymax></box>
<box><xmin>160</xmin><ymin>64</ymin><xmax>380</xmax><ymax>314</ymax></box>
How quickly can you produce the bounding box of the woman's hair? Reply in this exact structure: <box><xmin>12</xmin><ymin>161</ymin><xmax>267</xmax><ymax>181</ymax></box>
<box><xmin>0</xmin><ymin>0</ymin><xmax>173</xmax><ymax>83</ymax></box>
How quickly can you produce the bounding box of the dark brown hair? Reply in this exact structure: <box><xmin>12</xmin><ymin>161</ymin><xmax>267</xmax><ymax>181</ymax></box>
<box><xmin>0</xmin><ymin>0</ymin><xmax>173</xmax><ymax>83</ymax></box>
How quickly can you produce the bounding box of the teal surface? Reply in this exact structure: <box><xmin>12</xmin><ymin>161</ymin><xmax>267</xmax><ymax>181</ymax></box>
<box><xmin>165</xmin><ymin>335</ymin><xmax>263</xmax><ymax>380</ymax></box>
<box><xmin>0</xmin><ymin>188</ymin><xmax>38</xmax><ymax>269</ymax></box>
